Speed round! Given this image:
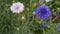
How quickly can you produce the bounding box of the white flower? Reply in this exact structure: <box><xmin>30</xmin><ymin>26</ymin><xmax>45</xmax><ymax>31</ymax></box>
<box><xmin>10</xmin><ymin>2</ymin><xmax>24</xmax><ymax>13</ymax></box>
<box><xmin>33</xmin><ymin>11</ymin><xmax>36</xmax><ymax>15</ymax></box>
<box><xmin>45</xmin><ymin>0</ymin><xmax>51</xmax><ymax>2</ymax></box>
<box><xmin>21</xmin><ymin>16</ymin><xmax>25</xmax><ymax>20</ymax></box>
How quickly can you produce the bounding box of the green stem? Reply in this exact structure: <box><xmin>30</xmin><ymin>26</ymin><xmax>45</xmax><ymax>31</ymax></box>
<box><xmin>43</xmin><ymin>28</ymin><xmax>45</xmax><ymax>34</ymax></box>
<box><xmin>52</xmin><ymin>16</ymin><xmax>58</xmax><ymax>21</ymax></box>
<box><xmin>30</xmin><ymin>0</ymin><xmax>33</xmax><ymax>11</ymax></box>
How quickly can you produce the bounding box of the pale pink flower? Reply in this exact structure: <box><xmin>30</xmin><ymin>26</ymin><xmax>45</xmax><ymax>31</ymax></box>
<box><xmin>10</xmin><ymin>2</ymin><xmax>24</xmax><ymax>13</ymax></box>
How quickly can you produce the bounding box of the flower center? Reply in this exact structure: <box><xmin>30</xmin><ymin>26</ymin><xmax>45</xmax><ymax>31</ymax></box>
<box><xmin>15</xmin><ymin>5</ymin><xmax>20</xmax><ymax>10</ymax></box>
<box><xmin>40</xmin><ymin>8</ymin><xmax>47</xmax><ymax>14</ymax></box>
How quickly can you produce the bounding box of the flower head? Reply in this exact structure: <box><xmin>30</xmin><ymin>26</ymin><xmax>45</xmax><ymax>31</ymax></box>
<box><xmin>56</xmin><ymin>28</ymin><xmax>60</xmax><ymax>32</ymax></box>
<box><xmin>33</xmin><ymin>11</ymin><xmax>36</xmax><ymax>15</ymax></box>
<box><xmin>42</xmin><ymin>22</ymin><xmax>47</xmax><ymax>27</ymax></box>
<box><xmin>36</xmin><ymin>5</ymin><xmax>50</xmax><ymax>19</ymax></box>
<box><xmin>10</xmin><ymin>2</ymin><xmax>24</xmax><ymax>13</ymax></box>
<box><xmin>53</xmin><ymin>12</ymin><xmax>57</xmax><ymax>16</ymax></box>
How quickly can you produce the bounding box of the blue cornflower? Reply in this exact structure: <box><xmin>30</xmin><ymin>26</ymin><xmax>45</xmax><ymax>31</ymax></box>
<box><xmin>53</xmin><ymin>12</ymin><xmax>57</xmax><ymax>16</ymax></box>
<box><xmin>42</xmin><ymin>22</ymin><xmax>47</xmax><ymax>27</ymax></box>
<box><xmin>36</xmin><ymin>5</ymin><xmax>51</xmax><ymax>19</ymax></box>
<box><xmin>56</xmin><ymin>28</ymin><xmax>60</xmax><ymax>32</ymax></box>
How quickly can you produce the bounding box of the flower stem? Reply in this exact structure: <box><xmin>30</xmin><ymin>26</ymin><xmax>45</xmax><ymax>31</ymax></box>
<box><xmin>43</xmin><ymin>28</ymin><xmax>46</xmax><ymax>34</ymax></box>
<box><xmin>52</xmin><ymin>16</ymin><xmax>58</xmax><ymax>21</ymax></box>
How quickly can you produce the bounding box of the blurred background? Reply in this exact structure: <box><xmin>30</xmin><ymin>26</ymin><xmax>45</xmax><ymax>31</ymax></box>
<box><xmin>0</xmin><ymin>0</ymin><xmax>60</xmax><ymax>34</ymax></box>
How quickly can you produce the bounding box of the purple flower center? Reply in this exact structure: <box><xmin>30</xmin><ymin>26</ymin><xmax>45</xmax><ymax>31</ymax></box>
<box><xmin>42</xmin><ymin>22</ymin><xmax>47</xmax><ymax>27</ymax></box>
<box><xmin>40</xmin><ymin>8</ymin><xmax>47</xmax><ymax>14</ymax></box>
<box><xmin>14</xmin><ymin>5</ymin><xmax>20</xmax><ymax>10</ymax></box>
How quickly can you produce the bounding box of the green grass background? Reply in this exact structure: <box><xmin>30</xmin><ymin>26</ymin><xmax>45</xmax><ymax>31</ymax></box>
<box><xmin>0</xmin><ymin>0</ymin><xmax>60</xmax><ymax>34</ymax></box>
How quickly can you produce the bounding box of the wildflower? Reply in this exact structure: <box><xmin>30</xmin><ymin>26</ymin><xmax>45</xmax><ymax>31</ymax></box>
<box><xmin>56</xmin><ymin>28</ymin><xmax>60</xmax><ymax>32</ymax></box>
<box><xmin>53</xmin><ymin>12</ymin><xmax>57</xmax><ymax>16</ymax></box>
<box><xmin>42</xmin><ymin>22</ymin><xmax>47</xmax><ymax>27</ymax></box>
<box><xmin>33</xmin><ymin>11</ymin><xmax>36</xmax><ymax>15</ymax></box>
<box><xmin>36</xmin><ymin>5</ymin><xmax>50</xmax><ymax>19</ymax></box>
<box><xmin>21</xmin><ymin>16</ymin><xmax>25</xmax><ymax>20</ymax></box>
<box><xmin>10</xmin><ymin>2</ymin><xmax>24</xmax><ymax>13</ymax></box>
